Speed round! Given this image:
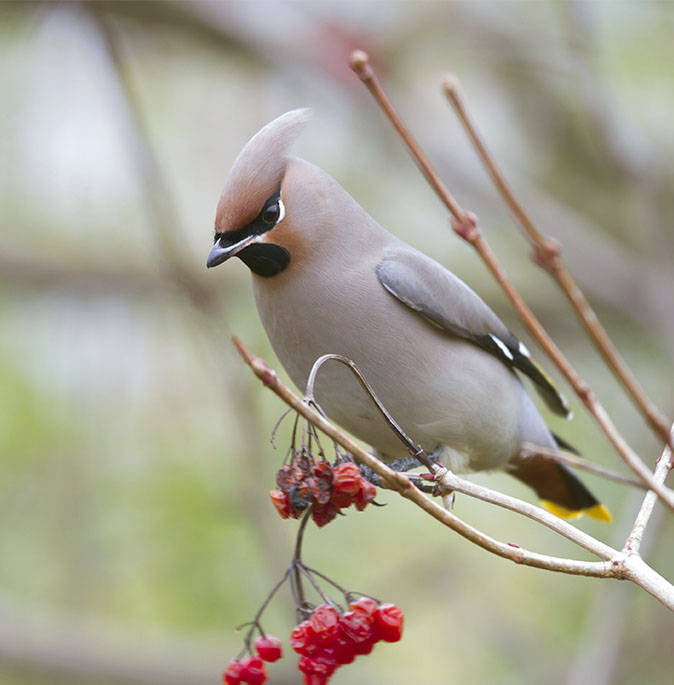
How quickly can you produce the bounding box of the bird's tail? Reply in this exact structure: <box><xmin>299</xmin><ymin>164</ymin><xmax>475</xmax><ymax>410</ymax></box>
<box><xmin>507</xmin><ymin>452</ymin><xmax>612</xmax><ymax>522</ymax></box>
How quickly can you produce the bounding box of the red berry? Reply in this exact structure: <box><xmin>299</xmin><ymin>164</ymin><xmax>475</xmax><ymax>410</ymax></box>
<box><xmin>302</xmin><ymin>675</ymin><xmax>330</xmax><ymax>685</ymax></box>
<box><xmin>329</xmin><ymin>489</ymin><xmax>353</xmax><ymax>509</ymax></box>
<box><xmin>352</xmin><ymin>636</ymin><xmax>377</xmax><ymax>655</ymax></box>
<box><xmin>223</xmin><ymin>658</ymin><xmax>243</xmax><ymax>685</ymax></box>
<box><xmin>315</xmin><ymin>653</ymin><xmax>338</xmax><ymax>675</ymax></box>
<box><xmin>311</xmin><ymin>503</ymin><xmax>338</xmax><ymax>527</ymax></box>
<box><xmin>309</xmin><ymin>604</ymin><xmax>340</xmax><ymax>645</ymax></box>
<box><xmin>306</xmin><ymin>476</ymin><xmax>330</xmax><ymax>505</ymax></box>
<box><xmin>238</xmin><ymin>654</ymin><xmax>267</xmax><ymax>685</ymax></box>
<box><xmin>290</xmin><ymin>621</ymin><xmax>316</xmax><ymax>656</ymax></box>
<box><xmin>374</xmin><ymin>603</ymin><xmax>404</xmax><ymax>642</ymax></box>
<box><xmin>276</xmin><ymin>465</ymin><xmax>298</xmax><ymax>491</ymax></box>
<box><xmin>332</xmin><ymin>635</ymin><xmax>357</xmax><ymax>665</ymax></box>
<box><xmin>332</xmin><ymin>462</ymin><xmax>362</xmax><ymax>495</ymax></box>
<box><xmin>348</xmin><ymin>596</ymin><xmax>378</xmax><ymax>619</ymax></box>
<box><xmin>298</xmin><ymin>655</ymin><xmax>336</xmax><ymax>677</ymax></box>
<box><xmin>313</xmin><ymin>461</ymin><xmax>333</xmax><ymax>480</ymax></box>
<box><xmin>354</xmin><ymin>478</ymin><xmax>377</xmax><ymax>511</ymax></box>
<box><xmin>339</xmin><ymin>609</ymin><xmax>373</xmax><ymax>644</ymax></box>
<box><xmin>269</xmin><ymin>489</ymin><xmax>290</xmax><ymax>519</ymax></box>
<box><xmin>254</xmin><ymin>634</ymin><xmax>282</xmax><ymax>662</ymax></box>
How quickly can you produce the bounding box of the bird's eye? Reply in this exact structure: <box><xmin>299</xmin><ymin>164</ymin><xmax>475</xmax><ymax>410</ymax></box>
<box><xmin>262</xmin><ymin>204</ymin><xmax>280</xmax><ymax>224</ymax></box>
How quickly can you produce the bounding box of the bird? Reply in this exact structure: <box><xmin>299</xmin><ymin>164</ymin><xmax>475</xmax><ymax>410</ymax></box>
<box><xmin>206</xmin><ymin>108</ymin><xmax>611</xmax><ymax>522</ymax></box>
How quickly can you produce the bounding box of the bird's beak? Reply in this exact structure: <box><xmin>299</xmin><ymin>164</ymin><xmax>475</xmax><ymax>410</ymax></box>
<box><xmin>206</xmin><ymin>234</ymin><xmax>259</xmax><ymax>269</ymax></box>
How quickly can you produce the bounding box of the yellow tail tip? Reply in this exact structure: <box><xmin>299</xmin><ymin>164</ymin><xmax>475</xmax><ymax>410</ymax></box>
<box><xmin>586</xmin><ymin>504</ymin><xmax>613</xmax><ymax>523</ymax></box>
<box><xmin>541</xmin><ymin>500</ymin><xmax>612</xmax><ymax>523</ymax></box>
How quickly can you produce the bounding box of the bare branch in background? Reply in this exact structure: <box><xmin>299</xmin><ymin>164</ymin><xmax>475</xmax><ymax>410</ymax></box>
<box><xmin>0</xmin><ymin>249</ymin><xmax>168</xmax><ymax>298</ymax></box>
<box><xmin>441</xmin><ymin>75</ymin><xmax>673</xmax><ymax>452</ymax></box>
<box><xmin>348</xmin><ymin>49</ymin><xmax>674</xmax><ymax>510</ymax></box>
<box><xmin>87</xmin><ymin>6</ymin><xmax>215</xmax><ymax>314</ymax></box>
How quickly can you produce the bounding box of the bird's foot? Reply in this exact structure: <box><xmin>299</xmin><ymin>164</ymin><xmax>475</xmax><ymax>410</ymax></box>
<box><xmin>359</xmin><ymin>455</ymin><xmax>426</xmax><ymax>488</ymax></box>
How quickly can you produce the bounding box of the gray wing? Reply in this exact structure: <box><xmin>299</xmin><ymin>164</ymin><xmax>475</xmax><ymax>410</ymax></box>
<box><xmin>377</xmin><ymin>248</ymin><xmax>571</xmax><ymax>418</ymax></box>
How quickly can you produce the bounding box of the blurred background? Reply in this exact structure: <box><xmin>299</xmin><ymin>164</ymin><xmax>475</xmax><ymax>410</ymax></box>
<box><xmin>1</xmin><ymin>1</ymin><xmax>673</xmax><ymax>683</ymax></box>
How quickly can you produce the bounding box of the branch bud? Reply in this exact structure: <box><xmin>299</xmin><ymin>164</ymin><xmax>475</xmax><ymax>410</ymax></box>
<box><xmin>349</xmin><ymin>49</ymin><xmax>373</xmax><ymax>81</ymax></box>
<box><xmin>450</xmin><ymin>211</ymin><xmax>480</xmax><ymax>244</ymax></box>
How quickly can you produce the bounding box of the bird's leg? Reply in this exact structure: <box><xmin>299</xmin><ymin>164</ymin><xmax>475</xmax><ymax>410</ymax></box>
<box><xmin>358</xmin><ymin>462</ymin><xmax>385</xmax><ymax>488</ymax></box>
<box><xmin>359</xmin><ymin>452</ymin><xmax>428</xmax><ymax>489</ymax></box>
<box><xmin>387</xmin><ymin>456</ymin><xmax>429</xmax><ymax>473</ymax></box>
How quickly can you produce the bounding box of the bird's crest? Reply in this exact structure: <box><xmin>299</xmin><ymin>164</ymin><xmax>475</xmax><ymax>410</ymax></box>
<box><xmin>215</xmin><ymin>109</ymin><xmax>312</xmax><ymax>234</ymax></box>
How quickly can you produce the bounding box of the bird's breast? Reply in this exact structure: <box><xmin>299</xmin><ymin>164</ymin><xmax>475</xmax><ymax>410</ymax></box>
<box><xmin>251</xmin><ymin>260</ymin><xmax>523</xmax><ymax>469</ymax></box>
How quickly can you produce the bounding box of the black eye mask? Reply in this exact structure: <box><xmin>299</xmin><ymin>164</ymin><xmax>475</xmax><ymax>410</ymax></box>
<box><xmin>211</xmin><ymin>186</ymin><xmax>290</xmax><ymax>277</ymax></box>
<box><xmin>213</xmin><ymin>186</ymin><xmax>282</xmax><ymax>247</ymax></box>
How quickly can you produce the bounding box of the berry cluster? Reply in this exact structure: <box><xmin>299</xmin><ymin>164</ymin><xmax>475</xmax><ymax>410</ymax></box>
<box><xmin>224</xmin><ymin>635</ymin><xmax>282</xmax><ymax>685</ymax></box>
<box><xmin>291</xmin><ymin>599</ymin><xmax>404</xmax><ymax>684</ymax></box>
<box><xmin>269</xmin><ymin>458</ymin><xmax>377</xmax><ymax>527</ymax></box>
<box><xmin>223</xmin><ymin>599</ymin><xmax>403</xmax><ymax>685</ymax></box>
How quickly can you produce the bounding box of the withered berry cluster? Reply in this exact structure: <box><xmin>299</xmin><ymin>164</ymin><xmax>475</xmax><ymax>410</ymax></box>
<box><xmin>224</xmin><ymin>598</ymin><xmax>404</xmax><ymax>685</ymax></box>
<box><xmin>269</xmin><ymin>457</ymin><xmax>377</xmax><ymax>527</ymax></box>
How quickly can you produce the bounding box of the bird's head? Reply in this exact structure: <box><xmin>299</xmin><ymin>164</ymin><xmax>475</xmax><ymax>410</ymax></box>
<box><xmin>207</xmin><ymin>108</ymin><xmax>322</xmax><ymax>278</ymax></box>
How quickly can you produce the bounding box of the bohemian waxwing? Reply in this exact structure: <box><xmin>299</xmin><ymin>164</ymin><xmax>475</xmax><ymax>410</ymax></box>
<box><xmin>207</xmin><ymin>109</ymin><xmax>610</xmax><ymax>522</ymax></box>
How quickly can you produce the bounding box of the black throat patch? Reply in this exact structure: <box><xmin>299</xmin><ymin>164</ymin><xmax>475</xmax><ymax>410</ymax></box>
<box><xmin>238</xmin><ymin>243</ymin><xmax>290</xmax><ymax>278</ymax></box>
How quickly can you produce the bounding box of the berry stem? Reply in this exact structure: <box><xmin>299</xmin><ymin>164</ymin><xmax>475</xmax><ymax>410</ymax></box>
<box><xmin>305</xmin><ymin>354</ymin><xmax>435</xmax><ymax>472</ymax></box>
<box><xmin>303</xmin><ymin>565</ymin><xmax>380</xmax><ymax>605</ymax></box>
<box><xmin>296</xmin><ymin>564</ymin><xmax>341</xmax><ymax>610</ymax></box>
<box><xmin>290</xmin><ymin>413</ymin><xmax>301</xmax><ymax>457</ymax></box>
<box><xmin>291</xmin><ymin>508</ymin><xmax>312</xmax><ymax>619</ymax></box>
<box><xmin>237</xmin><ymin>566</ymin><xmax>292</xmax><ymax>655</ymax></box>
<box><xmin>269</xmin><ymin>407</ymin><xmax>292</xmax><ymax>449</ymax></box>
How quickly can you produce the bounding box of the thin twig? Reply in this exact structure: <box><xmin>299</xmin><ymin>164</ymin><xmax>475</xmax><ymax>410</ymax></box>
<box><xmin>292</xmin><ymin>509</ymin><xmax>312</xmax><ymax>617</ymax></box>
<box><xmin>624</xmin><ymin>430</ymin><xmax>674</xmax><ymax>555</ymax></box>
<box><xmin>269</xmin><ymin>408</ymin><xmax>292</xmax><ymax>449</ymax></box>
<box><xmin>348</xmin><ymin>51</ymin><xmax>468</xmax><ymax>228</ymax></box>
<box><xmin>239</xmin><ymin>567</ymin><xmax>291</xmax><ymax>654</ymax></box>
<box><xmin>232</xmin><ymin>337</ymin><xmax>674</xmax><ymax>609</ymax></box>
<box><xmin>300</xmin><ymin>566</ymin><xmax>376</xmax><ymax>604</ymax></box>
<box><xmin>296</xmin><ymin>565</ymin><xmax>339</xmax><ymax>609</ymax></box>
<box><xmin>348</xmin><ymin>49</ymin><xmax>674</xmax><ymax>512</ymax></box>
<box><xmin>441</xmin><ymin>75</ymin><xmax>673</xmax><ymax>452</ymax></box>
<box><xmin>305</xmin><ymin>354</ymin><xmax>435</xmax><ymax>471</ymax></box>
<box><xmin>520</xmin><ymin>443</ymin><xmax>646</xmax><ymax>491</ymax></box>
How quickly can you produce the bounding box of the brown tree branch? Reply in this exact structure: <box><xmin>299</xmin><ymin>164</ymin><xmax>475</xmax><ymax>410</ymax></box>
<box><xmin>233</xmin><ymin>338</ymin><xmax>674</xmax><ymax>610</ymax></box>
<box><xmin>441</xmin><ymin>75</ymin><xmax>673</xmax><ymax>452</ymax></box>
<box><xmin>347</xmin><ymin>49</ymin><xmax>674</xmax><ymax>511</ymax></box>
